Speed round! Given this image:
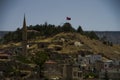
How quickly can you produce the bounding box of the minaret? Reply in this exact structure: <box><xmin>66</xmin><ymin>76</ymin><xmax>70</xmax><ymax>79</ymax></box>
<box><xmin>22</xmin><ymin>14</ymin><xmax>27</xmax><ymax>55</ymax></box>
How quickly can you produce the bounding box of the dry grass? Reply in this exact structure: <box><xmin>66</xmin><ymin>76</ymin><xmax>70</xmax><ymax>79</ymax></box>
<box><xmin>51</xmin><ymin>32</ymin><xmax>120</xmax><ymax>60</ymax></box>
<box><xmin>1</xmin><ymin>32</ymin><xmax>120</xmax><ymax>60</ymax></box>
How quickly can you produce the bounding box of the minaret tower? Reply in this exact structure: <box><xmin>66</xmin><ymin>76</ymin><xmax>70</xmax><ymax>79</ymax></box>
<box><xmin>22</xmin><ymin>14</ymin><xmax>27</xmax><ymax>55</ymax></box>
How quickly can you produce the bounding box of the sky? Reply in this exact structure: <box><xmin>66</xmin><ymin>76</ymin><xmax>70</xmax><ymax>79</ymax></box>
<box><xmin>0</xmin><ymin>0</ymin><xmax>120</xmax><ymax>31</ymax></box>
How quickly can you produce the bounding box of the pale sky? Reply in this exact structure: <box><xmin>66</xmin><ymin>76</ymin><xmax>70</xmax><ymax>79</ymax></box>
<box><xmin>0</xmin><ymin>0</ymin><xmax>120</xmax><ymax>31</ymax></box>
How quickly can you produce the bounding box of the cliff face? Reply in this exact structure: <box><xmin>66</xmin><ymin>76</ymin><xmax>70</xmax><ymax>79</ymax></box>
<box><xmin>95</xmin><ymin>31</ymin><xmax>120</xmax><ymax>44</ymax></box>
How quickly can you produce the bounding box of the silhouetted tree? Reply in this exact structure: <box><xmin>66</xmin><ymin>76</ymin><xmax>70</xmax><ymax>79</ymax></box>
<box><xmin>62</xmin><ymin>22</ymin><xmax>75</xmax><ymax>32</ymax></box>
<box><xmin>32</xmin><ymin>51</ymin><xmax>48</xmax><ymax>78</ymax></box>
<box><xmin>3</xmin><ymin>22</ymin><xmax>100</xmax><ymax>43</ymax></box>
<box><xmin>77</xmin><ymin>26</ymin><xmax>84</xmax><ymax>35</ymax></box>
<box><xmin>84</xmin><ymin>31</ymin><xmax>99</xmax><ymax>40</ymax></box>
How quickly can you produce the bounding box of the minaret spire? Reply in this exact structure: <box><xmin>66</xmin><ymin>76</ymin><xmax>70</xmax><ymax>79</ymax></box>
<box><xmin>22</xmin><ymin>14</ymin><xmax>27</xmax><ymax>55</ymax></box>
<box><xmin>23</xmin><ymin>14</ymin><xmax>26</xmax><ymax>29</ymax></box>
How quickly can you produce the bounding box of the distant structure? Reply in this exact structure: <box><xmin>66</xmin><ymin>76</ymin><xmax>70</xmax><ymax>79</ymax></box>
<box><xmin>22</xmin><ymin>15</ymin><xmax>27</xmax><ymax>55</ymax></box>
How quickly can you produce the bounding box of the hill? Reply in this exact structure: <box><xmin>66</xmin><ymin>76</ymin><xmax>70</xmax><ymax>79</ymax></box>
<box><xmin>0</xmin><ymin>32</ymin><xmax>120</xmax><ymax>80</ymax></box>
<box><xmin>28</xmin><ymin>32</ymin><xmax>120</xmax><ymax>60</ymax></box>
<box><xmin>1</xmin><ymin>23</ymin><xmax>120</xmax><ymax>60</ymax></box>
<box><xmin>95</xmin><ymin>31</ymin><xmax>120</xmax><ymax>44</ymax></box>
<box><xmin>52</xmin><ymin>32</ymin><xmax>120</xmax><ymax>59</ymax></box>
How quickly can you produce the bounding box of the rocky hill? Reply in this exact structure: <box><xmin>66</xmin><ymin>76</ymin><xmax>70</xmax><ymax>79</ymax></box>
<box><xmin>1</xmin><ymin>32</ymin><xmax>120</xmax><ymax>60</ymax></box>
<box><xmin>31</xmin><ymin>32</ymin><xmax>120</xmax><ymax>60</ymax></box>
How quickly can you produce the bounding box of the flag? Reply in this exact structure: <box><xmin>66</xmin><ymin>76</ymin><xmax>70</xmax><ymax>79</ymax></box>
<box><xmin>66</xmin><ymin>17</ymin><xmax>71</xmax><ymax>20</ymax></box>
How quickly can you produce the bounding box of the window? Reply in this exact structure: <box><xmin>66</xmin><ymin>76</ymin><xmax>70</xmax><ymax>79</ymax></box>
<box><xmin>104</xmin><ymin>64</ymin><xmax>107</xmax><ymax>68</ymax></box>
<box><xmin>73</xmin><ymin>72</ymin><xmax>77</xmax><ymax>77</ymax></box>
<box><xmin>78</xmin><ymin>72</ymin><xmax>81</xmax><ymax>77</ymax></box>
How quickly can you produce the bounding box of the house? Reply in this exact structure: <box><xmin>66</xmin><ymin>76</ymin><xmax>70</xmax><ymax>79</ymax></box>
<box><xmin>0</xmin><ymin>50</ymin><xmax>11</xmax><ymax>61</ymax></box>
<box><xmin>44</xmin><ymin>60</ymin><xmax>62</xmax><ymax>80</ymax></box>
<box><xmin>94</xmin><ymin>61</ymin><xmax>104</xmax><ymax>72</ymax></box>
<box><xmin>72</xmin><ymin>63</ymin><xmax>83</xmax><ymax>80</ymax></box>
<box><xmin>99</xmin><ymin>69</ymin><xmax>120</xmax><ymax>80</ymax></box>
<box><xmin>37</xmin><ymin>42</ymin><xmax>50</xmax><ymax>48</ymax></box>
<box><xmin>78</xmin><ymin>55</ymin><xmax>88</xmax><ymax>64</ymax></box>
<box><xmin>113</xmin><ymin>59</ymin><xmax>120</xmax><ymax>66</ymax></box>
<box><xmin>0</xmin><ymin>53</ymin><xmax>10</xmax><ymax>60</ymax></box>
<box><xmin>103</xmin><ymin>60</ymin><xmax>113</xmax><ymax>69</ymax></box>
<box><xmin>86</xmin><ymin>54</ymin><xmax>102</xmax><ymax>64</ymax></box>
<box><xmin>62</xmin><ymin>64</ymin><xmax>73</xmax><ymax>80</ymax></box>
<box><xmin>62</xmin><ymin>63</ymin><xmax>87</xmax><ymax>80</ymax></box>
<box><xmin>78</xmin><ymin>54</ymin><xmax>102</xmax><ymax>65</ymax></box>
<box><xmin>61</xmin><ymin>63</ymin><xmax>100</xmax><ymax>80</ymax></box>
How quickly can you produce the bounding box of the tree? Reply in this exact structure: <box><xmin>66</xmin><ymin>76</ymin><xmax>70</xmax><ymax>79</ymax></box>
<box><xmin>3</xmin><ymin>22</ymin><xmax>77</xmax><ymax>43</ymax></box>
<box><xmin>85</xmin><ymin>31</ymin><xmax>99</xmax><ymax>40</ymax></box>
<box><xmin>62</xmin><ymin>22</ymin><xmax>75</xmax><ymax>32</ymax></box>
<box><xmin>77</xmin><ymin>26</ymin><xmax>84</xmax><ymax>35</ymax></box>
<box><xmin>32</xmin><ymin>51</ymin><xmax>48</xmax><ymax>78</ymax></box>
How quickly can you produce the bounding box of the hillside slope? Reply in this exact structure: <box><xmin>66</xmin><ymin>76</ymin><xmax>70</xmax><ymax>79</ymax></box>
<box><xmin>47</xmin><ymin>32</ymin><xmax>120</xmax><ymax>60</ymax></box>
<box><xmin>1</xmin><ymin>32</ymin><xmax>120</xmax><ymax>60</ymax></box>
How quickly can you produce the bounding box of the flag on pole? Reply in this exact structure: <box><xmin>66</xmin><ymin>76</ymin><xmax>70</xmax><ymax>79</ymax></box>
<box><xmin>66</xmin><ymin>17</ymin><xmax>71</xmax><ymax>20</ymax></box>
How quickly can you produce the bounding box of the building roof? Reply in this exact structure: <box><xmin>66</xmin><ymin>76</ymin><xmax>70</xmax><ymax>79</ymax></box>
<box><xmin>45</xmin><ymin>60</ymin><xmax>57</xmax><ymax>64</ymax></box>
<box><xmin>0</xmin><ymin>53</ymin><xmax>10</xmax><ymax>56</ymax></box>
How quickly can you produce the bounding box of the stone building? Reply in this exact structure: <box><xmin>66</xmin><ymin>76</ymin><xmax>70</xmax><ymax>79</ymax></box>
<box><xmin>62</xmin><ymin>64</ymin><xmax>73</xmax><ymax>80</ymax></box>
<box><xmin>99</xmin><ymin>69</ymin><xmax>120</xmax><ymax>80</ymax></box>
<box><xmin>44</xmin><ymin>60</ymin><xmax>62</xmax><ymax>80</ymax></box>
